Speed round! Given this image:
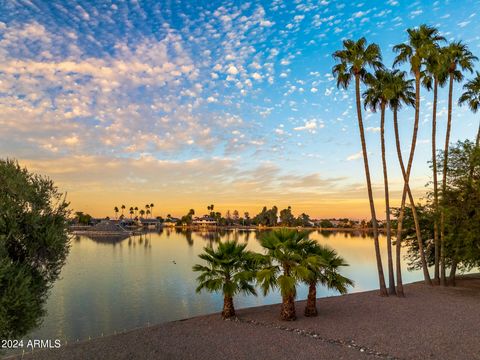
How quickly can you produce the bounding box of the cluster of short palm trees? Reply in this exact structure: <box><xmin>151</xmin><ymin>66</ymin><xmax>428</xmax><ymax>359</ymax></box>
<box><xmin>193</xmin><ymin>229</ymin><xmax>352</xmax><ymax>321</ymax></box>
<box><xmin>113</xmin><ymin>204</ymin><xmax>155</xmax><ymax>219</ymax></box>
<box><xmin>332</xmin><ymin>24</ymin><xmax>480</xmax><ymax>297</ymax></box>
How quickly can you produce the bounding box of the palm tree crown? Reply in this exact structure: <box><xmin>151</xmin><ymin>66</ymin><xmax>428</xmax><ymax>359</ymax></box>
<box><xmin>443</xmin><ymin>41</ymin><xmax>477</xmax><ymax>80</ymax></box>
<box><xmin>332</xmin><ymin>37</ymin><xmax>384</xmax><ymax>88</ymax></box>
<box><xmin>387</xmin><ymin>70</ymin><xmax>415</xmax><ymax>111</ymax></box>
<box><xmin>459</xmin><ymin>72</ymin><xmax>480</xmax><ymax>113</ymax></box>
<box><xmin>393</xmin><ymin>25</ymin><xmax>445</xmax><ymax>74</ymax></box>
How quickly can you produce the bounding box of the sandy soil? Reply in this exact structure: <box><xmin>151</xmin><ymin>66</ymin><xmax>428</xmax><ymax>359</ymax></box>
<box><xmin>7</xmin><ymin>276</ymin><xmax>480</xmax><ymax>360</ymax></box>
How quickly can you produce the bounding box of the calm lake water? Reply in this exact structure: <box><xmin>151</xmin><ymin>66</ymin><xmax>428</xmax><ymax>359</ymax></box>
<box><xmin>28</xmin><ymin>229</ymin><xmax>424</xmax><ymax>342</ymax></box>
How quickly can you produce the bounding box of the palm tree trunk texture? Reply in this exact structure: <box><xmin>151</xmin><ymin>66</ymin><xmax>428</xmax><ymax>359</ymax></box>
<box><xmin>393</xmin><ymin>109</ymin><xmax>432</xmax><ymax>292</ymax></box>
<box><xmin>304</xmin><ymin>282</ymin><xmax>318</xmax><ymax>317</ymax></box>
<box><xmin>281</xmin><ymin>294</ymin><xmax>296</xmax><ymax>321</ymax></box>
<box><xmin>432</xmin><ymin>79</ymin><xmax>440</xmax><ymax>285</ymax></box>
<box><xmin>441</xmin><ymin>74</ymin><xmax>454</xmax><ymax>286</ymax></box>
<box><xmin>222</xmin><ymin>295</ymin><xmax>235</xmax><ymax>319</ymax></box>
<box><xmin>476</xmin><ymin>121</ymin><xmax>480</xmax><ymax>148</ymax></box>
<box><xmin>355</xmin><ymin>74</ymin><xmax>388</xmax><ymax>297</ymax></box>
<box><xmin>380</xmin><ymin>103</ymin><xmax>396</xmax><ymax>295</ymax></box>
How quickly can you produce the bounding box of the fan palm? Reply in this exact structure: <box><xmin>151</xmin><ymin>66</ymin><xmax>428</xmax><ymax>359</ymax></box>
<box><xmin>363</xmin><ymin>69</ymin><xmax>396</xmax><ymax>295</ymax></box>
<box><xmin>440</xmin><ymin>41</ymin><xmax>477</xmax><ymax>285</ymax></box>
<box><xmin>423</xmin><ymin>47</ymin><xmax>448</xmax><ymax>284</ymax></box>
<box><xmin>302</xmin><ymin>242</ymin><xmax>353</xmax><ymax>317</ymax></box>
<box><xmin>193</xmin><ymin>241</ymin><xmax>257</xmax><ymax>319</ymax></box>
<box><xmin>332</xmin><ymin>37</ymin><xmax>387</xmax><ymax>296</ymax></box>
<box><xmin>114</xmin><ymin>206</ymin><xmax>119</xmax><ymax>219</ymax></box>
<box><xmin>459</xmin><ymin>72</ymin><xmax>480</xmax><ymax>147</ymax></box>
<box><xmin>393</xmin><ymin>24</ymin><xmax>445</xmax><ymax>286</ymax></box>
<box><xmin>257</xmin><ymin>229</ymin><xmax>314</xmax><ymax>320</ymax></box>
<box><xmin>387</xmin><ymin>70</ymin><xmax>415</xmax><ymax>296</ymax></box>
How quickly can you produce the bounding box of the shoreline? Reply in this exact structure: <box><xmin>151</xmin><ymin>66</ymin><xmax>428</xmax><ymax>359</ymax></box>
<box><xmin>8</xmin><ymin>274</ymin><xmax>480</xmax><ymax>360</ymax></box>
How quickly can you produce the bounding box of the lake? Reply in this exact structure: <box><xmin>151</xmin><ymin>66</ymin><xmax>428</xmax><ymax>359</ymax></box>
<box><xmin>28</xmin><ymin>229</ymin><xmax>424</xmax><ymax>343</ymax></box>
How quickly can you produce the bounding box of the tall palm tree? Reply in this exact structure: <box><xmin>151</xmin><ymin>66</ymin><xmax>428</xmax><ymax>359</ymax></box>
<box><xmin>422</xmin><ymin>47</ymin><xmax>448</xmax><ymax>284</ymax></box>
<box><xmin>193</xmin><ymin>241</ymin><xmax>257</xmax><ymax>319</ymax></box>
<box><xmin>121</xmin><ymin>204</ymin><xmax>125</xmax><ymax>216</ymax></box>
<box><xmin>387</xmin><ymin>70</ymin><xmax>416</xmax><ymax>296</ymax></box>
<box><xmin>393</xmin><ymin>24</ymin><xmax>445</xmax><ymax>286</ymax></box>
<box><xmin>363</xmin><ymin>69</ymin><xmax>396</xmax><ymax>295</ymax></box>
<box><xmin>140</xmin><ymin>209</ymin><xmax>145</xmax><ymax>218</ymax></box>
<box><xmin>134</xmin><ymin>206</ymin><xmax>138</xmax><ymax>216</ymax></box>
<box><xmin>257</xmin><ymin>229</ymin><xmax>313</xmax><ymax>320</ymax></box>
<box><xmin>302</xmin><ymin>242</ymin><xmax>353</xmax><ymax>317</ymax></box>
<box><xmin>129</xmin><ymin>207</ymin><xmax>134</xmax><ymax>219</ymax></box>
<box><xmin>459</xmin><ymin>72</ymin><xmax>480</xmax><ymax>147</ymax></box>
<box><xmin>150</xmin><ymin>203</ymin><xmax>154</xmax><ymax>218</ymax></box>
<box><xmin>440</xmin><ymin>41</ymin><xmax>477</xmax><ymax>285</ymax></box>
<box><xmin>114</xmin><ymin>206</ymin><xmax>119</xmax><ymax>219</ymax></box>
<box><xmin>332</xmin><ymin>37</ymin><xmax>387</xmax><ymax>296</ymax></box>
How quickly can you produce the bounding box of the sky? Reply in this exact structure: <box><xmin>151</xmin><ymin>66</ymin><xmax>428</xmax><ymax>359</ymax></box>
<box><xmin>1</xmin><ymin>0</ymin><xmax>480</xmax><ymax>219</ymax></box>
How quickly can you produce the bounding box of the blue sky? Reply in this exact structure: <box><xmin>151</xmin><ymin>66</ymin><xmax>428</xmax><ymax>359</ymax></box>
<box><xmin>1</xmin><ymin>0</ymin><xmax>480</xmax><ymax>218</ymax></box>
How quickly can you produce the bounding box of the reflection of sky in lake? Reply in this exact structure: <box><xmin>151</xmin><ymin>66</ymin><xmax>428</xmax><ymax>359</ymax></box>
<box><xmin>28</xmin><ymin>230</ymin><xmax>424</xmax><ymax>342</ymax></box>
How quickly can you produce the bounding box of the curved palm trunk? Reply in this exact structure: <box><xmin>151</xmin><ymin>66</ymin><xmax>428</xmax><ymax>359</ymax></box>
<box><xmin>355</xmin><ymin>74</ymin><xmax>388</xmax><ymax>297</ymax></box>
<box><xmin>380</xmin><ymin>103</ymin><xmax>396</xmax><ymax>295</ymax></box>
<box><xmin>304</xmin><ymin>282</ymin><xmax>318</xmax><ymax>317</ymax></box>
<box><xmin>440</xmin><ymin>74</ymin><xmax>454</xmax><ymax>286</ymax></box>
<box><xmin>392</xmin><ymin>110</ymin><xmax>406</xmax><ymax>296</ymax></box>
<box><xmin>222</xmin><ymin>295</ymin><xmax>235</xmax><ymax>319</ymax></box>
<box><xmin>398</xmin><ymin>73</ymin><xmax>432</xmax><ymax>286</ymax></box>
<box><xmin>432</xmin><ymin>79</ymin><xmax>440</xmax><ymax>285</ymax></box>
<box><xmin>281</xmin><ymin>294</ymin><xmax>296</xmax><ymax>321</ymax></box>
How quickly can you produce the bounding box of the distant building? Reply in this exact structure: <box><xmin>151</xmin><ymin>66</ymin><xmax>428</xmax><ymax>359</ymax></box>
<box><xmin>192</xmin><ymin>216</ymin><xmax>217</xmax><ymax>227</ymax></box>
<box><xmin>138</xmin><ymin>218</ymin><xmax>160</xmax><ymax>229</ymax></box>
<box><xmin>163</xmin><ymin>218</ymin><xmax>180</xmax><ymax>227</ymax></box>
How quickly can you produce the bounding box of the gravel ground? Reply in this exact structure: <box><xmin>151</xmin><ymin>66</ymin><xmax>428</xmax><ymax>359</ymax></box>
<box><xmin>7</xmin><ymin>276</ymin><xmax>480</xmax><ymax>360</ymax></box>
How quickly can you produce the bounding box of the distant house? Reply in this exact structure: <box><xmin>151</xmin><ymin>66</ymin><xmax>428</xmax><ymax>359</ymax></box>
<box><xmin>192</xmin><ymin>216</ymin><xmax>217</xmax><ymax>227</ymax></box>
<box><xmin>164</xmin><ymin>218</ymin><xmax>180</xmax><ymax>227</ymax></box>
<box><xmin>139</xmin><ymin>218</ymin><xmax>160</xmax><ymax>229</ymax></box>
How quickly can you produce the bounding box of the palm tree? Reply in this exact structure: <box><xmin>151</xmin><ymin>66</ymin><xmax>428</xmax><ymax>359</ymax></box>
<box><xmin>393</xmin><ymin>24</ymin><xmax>445</xmax><ymax>286</ymax></box>
<box><xmin>139</xmin><ymin>209</ymin><xmax>145</xmax><ymax>218</ymax></box>
<box><xmin>121</xmin><ymin>204</ymin><xmax>125</xmax><ymax>216</ymax></box>
<box><xmin>150</xmin><ymin>203</ymin><xmax>154</xmax><ymax>218</ymax></box>
<box><xmin>193</xmin><ymin>241</ymin><xmax>257</xmax><ymax>319</ymax></box>
<box><xmin>459</xmin><ymin>72</ymin><xmax>480</xmax><ymax>147</ymax></box>
<box><xmin>332</xmin><ymin>37</ymin><xmax>387</xmax><ymax>296</ymax></box>
<box><xmin>134</xmin><ymin>206</ymin><xmax>138</xmax><ymax>216</ymax></box>
<box><xmin>114</xmin><ymin>206</ymin><xmax>119</xmax><ymax>219</ymax></box>
<box><xmin>388</xmin><ymin>70</ymin><xmax>416</xmax><ymax>296</ymax></box>
<box><xmin>363</xmin><ymin>69</ymin><xmax>396</xmax><ymax>295</ymax></box>
<box><xmin>423</xmin><ymin>47</ymin><xmax>448</xmax><ymax>284</ymax></box>
<box><xmin>363</xmin><ymin>70</ymin><xmax>396</xmax><ymax>295</ymax></box>
<box><xmin>129</xmin><ymin>207</ymin><xmax>134</xmax><ymax>219</ymax></box>
<box><xmin>145</xmin><ymin>204</ymin><xmax>150</xmax><ymax>218</ymax></box>
<box><xmin>302</xmin><ymin>242</ymin><xmax>353</xmax><ymax>317</ymax></box>
<box><xmin>440</xmin><ymin>41</ymin><xmax>477</xmax><ymax>285</ymax></box>
<box><xmin>257</xmin><ymin>229</ymin><xmax>314</xmax><ymax>321</ymax></box>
